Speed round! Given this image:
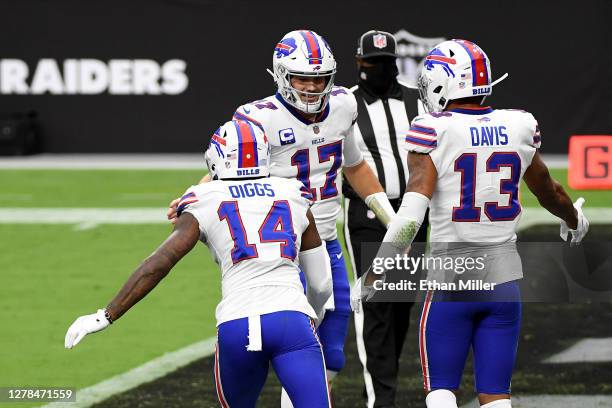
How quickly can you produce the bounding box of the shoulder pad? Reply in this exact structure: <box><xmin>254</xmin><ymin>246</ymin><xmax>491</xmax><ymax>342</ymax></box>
<box><xmin>232</xmin><ymin>96</ymin><xmax>279</xmax><ymax>131</ymax></box>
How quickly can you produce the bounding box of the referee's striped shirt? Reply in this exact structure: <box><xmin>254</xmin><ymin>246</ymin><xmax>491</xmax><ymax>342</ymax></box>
<box><xmin>345</xmin><ymin>81</ymin><xmax>422</xmax><ymax>200</ymax></box>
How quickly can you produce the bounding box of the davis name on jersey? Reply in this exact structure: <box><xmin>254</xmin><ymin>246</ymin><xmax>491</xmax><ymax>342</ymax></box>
<box><xmin>177</xmin><ymin>176</ymin><xmax>316</xmax><ymax>325</ymax></box>
<box><xmin>232</xmin><ymin>86</ymin><xmax>363</xmax><ymax>241</ymax></box>
<box><xmin>406</xmin><ymin>107</ymin><xmax>541</xmax><ymax>243</ymax></box>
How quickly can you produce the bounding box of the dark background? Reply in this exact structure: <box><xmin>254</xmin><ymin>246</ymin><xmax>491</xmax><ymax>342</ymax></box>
<box><xmin>0</xmin><ymin>0</ymin><xmax>609</xmax><ymax>153</ymax></box>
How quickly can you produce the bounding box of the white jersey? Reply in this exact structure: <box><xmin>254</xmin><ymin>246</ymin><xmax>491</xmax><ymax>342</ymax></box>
<box><xmin>233</xmin><ymin>87</ymin><xmax>363</xmax><ymax>240</ymax></box>
<box><xmin>405</xmin><ymin>107</ymin><xmax>541</xmax><ymax>243</ymax></box>
<box><xmin>178</xmin><ymin>176</ymin><xmax>316</xmax><ymax>325</ymax></box>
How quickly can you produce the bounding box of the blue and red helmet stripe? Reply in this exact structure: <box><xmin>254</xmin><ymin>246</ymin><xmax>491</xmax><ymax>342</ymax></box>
<box><xmin>300</xmin><ymin>30</ymin><xmax>322</xmax><ymax>65</ymax></box>
<box><xmin>454</xmin><ymin>39</ymin><xmax>489</xmax><ymax>87</ymax></box>
<box><xmin>233</xmin><ymin>111</ymin><xmax>264</xmax><ymax>132</ymax></box>
<box><xmin>234</xmin><ymin>120</ymin><xmax>259</xmax><ymax>168</ymax></box>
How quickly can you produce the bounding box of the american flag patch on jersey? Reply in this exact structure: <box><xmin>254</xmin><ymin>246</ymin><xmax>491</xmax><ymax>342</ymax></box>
<box><xmin>177</xmin><ymin>192</ymin><xmax>198</xmax><ymax>216</ymax></box>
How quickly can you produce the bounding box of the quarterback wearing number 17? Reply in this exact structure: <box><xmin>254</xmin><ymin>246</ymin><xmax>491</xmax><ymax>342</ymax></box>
<box><xmin>166</xmin><ymin>29</ymin><xmax>396</xmax><ymax>407</ymax></box>
<box><xmin>65</xmin><ymin>121</ymin><xmax>335</xmax><ymax>408</ymax></box>
<box><xmin>353</xmin><ymin>39</ymin><xmax>589</xmax><ymax>408</ymax></box>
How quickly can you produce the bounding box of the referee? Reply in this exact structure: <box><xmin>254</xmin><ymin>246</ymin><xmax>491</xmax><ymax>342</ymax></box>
<box><xmin>343</xmin><ymin>30</ymin><xmax>429</xmax><ymax>408</ymax></box>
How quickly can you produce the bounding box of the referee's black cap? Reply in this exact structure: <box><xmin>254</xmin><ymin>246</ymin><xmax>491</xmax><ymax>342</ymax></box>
<box><xmin>356</xmin><ymin>30</ymin><xmax>398</xmax><ymax>59</ymax></box>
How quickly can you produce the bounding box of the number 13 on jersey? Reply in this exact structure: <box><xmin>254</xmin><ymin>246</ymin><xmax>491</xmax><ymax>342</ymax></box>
<box><xmin>453</xmin><ymin>151</ymin><xmax>522</xmax><ymax>222</ymax></box>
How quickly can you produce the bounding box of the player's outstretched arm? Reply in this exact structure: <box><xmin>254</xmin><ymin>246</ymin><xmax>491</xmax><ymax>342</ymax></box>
<box><xmin>166</xmin><ymin>175</ymin><xmax>211</xmax><ymax>224</ymax></box>
<box><xmin>65</xmin><ymin>213</ymin><xmax>201</xmax><ymax>349</ymax></box>
<box><xmin>351</xmin><ymin>153</ymin><xmax>436</xmax><ymax>312</ymax></box>
<box><xmin>299</xmin><ymin>209</ymin><xmax>332</xmax><ymax>325</ymax></box>
<box><xmin>382</xmin><ymin>152</ymin><xmax>436</xmax><ymax>252</ymax></box>
<box><xmin>343</xmin><ymin>160</ymin><xmax>395</xmax><ymax>228</ymax></box>
<box><xmin>523</xmin><ymin>151</ymin><xmax>588</xmax><ymax>243</ymax></box>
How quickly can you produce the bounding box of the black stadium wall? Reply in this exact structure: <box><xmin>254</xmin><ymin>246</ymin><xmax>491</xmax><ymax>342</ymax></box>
<box><xmin>0</xmin><ymin>0</ymin><xmax>609</xmax><ymax>154</ymax></box>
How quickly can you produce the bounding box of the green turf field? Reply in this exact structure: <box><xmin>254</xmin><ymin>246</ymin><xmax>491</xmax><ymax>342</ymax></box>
<box><xmin>0</xmin><ymin>168</ymin><xmax>610</xmax><ymax>208</ymax></box>
<box><xmin>0</xmin><ymin>168</ymin><xmax>610</xmax><ymax>407</ymax></box>
<box><xmin>0</xmin><ymin>223</ymin><xmax>219</xmax><ymax>407</ymax></box>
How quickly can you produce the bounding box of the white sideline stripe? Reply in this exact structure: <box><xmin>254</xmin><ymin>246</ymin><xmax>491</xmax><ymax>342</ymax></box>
<box><xmin>461</xmin><ymin>395</ymin><xmax>612</xmax><ymax>407</ymax></box>
<box><xmin>40</xmin><ymin>337</ymin><xmax>217</xmax><ymax>408</ymax></box>
<box><xmin>543</xmin><ymin>338</ymin><xmax>612</xmax><ymax>363</ymax></box>
<box><xmin>0</xmin><ymin>154</ymin><xmax>205</xmax><ymax>169</ymax></box>
<box><xmin>0</xmin><ymin>207</ymin><xmax>610</xmax><ymax>227</ymax></box>
<box><xmin>0</xmin><ymin>208</ymin><xmax>168</xmax><ymax>224</ymax></box>
<box><xmin>0</xmin><ymin>153</ymin><xmax>569</xmax><ymax>169</ymax></box>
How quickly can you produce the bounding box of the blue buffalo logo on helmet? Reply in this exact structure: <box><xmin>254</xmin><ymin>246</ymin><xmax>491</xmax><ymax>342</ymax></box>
<box><xmin>209</xmin><ymin>129</ymin><xmax>226</xmax><ymax>158</ymax></box>
<box><xmin>275</xmin><ymin>38</ymin><xmax>297</xmax><ymax>58</ymax></box>
<box><xmin>424</xmin><ymin>47</ymin><xmax>456</xmax><ymax>78</ymax></box>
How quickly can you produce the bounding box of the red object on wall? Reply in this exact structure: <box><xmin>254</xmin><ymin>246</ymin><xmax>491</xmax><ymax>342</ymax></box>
<box><xmin>568</xmin><ymin>135</ymin><xmax>612</xmax><ymax>190</ymax></box>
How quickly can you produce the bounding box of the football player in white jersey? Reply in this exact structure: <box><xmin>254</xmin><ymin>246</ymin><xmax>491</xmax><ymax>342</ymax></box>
<box><xmin>353</xmin><ymin>39</ymin><xmax>589</xmax><ymax>408</ymax></box>
<box><xmin>65</xmin><ymin>120</ymin><xmax>335</xmax><ymax>408</ymax></box>
<box><xmin>167</xmin><ymin>30</ymin><xmax>396</xmax><ymax>405</ymax></box>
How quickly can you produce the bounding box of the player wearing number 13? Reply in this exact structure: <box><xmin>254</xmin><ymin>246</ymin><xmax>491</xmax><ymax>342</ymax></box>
<box><xmin>363</xmin><ymin>39</ymin><xmax>589</xmax><ymax>408</ymax></box>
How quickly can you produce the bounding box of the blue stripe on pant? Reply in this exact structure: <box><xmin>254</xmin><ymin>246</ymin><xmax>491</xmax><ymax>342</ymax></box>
<box><xmin>419</xmin><ymin>281</ymin><xmax>521</xmax><ymax>394</ymax></box>
<box><xmin>300</xmin><ymin>239</ymin><xmax>351</xmax><ymax>373</ymax></box>
<box><xmin>215</xmin><ymin>311</ymin><xmax>330</xmax><ymax>408</ymax></box>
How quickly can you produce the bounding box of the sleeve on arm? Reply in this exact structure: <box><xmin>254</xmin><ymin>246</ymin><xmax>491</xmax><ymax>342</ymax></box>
<box><xmin>287</xmin><ymin>179</ymin><xmax>314</xmax><ymax>232</ymax></box>
<box><xmin>527</xmin><ymin>113</ymin><xmax>542</xmax><ymax>149</ymax></box>
<box><xmin>177</xmin><ymin>186</ymin><xmax>207</xmax><ymax>227</ymax></box>
<box><xmin>343</xmin><ymin>124</ymin><xmax>364</xmax><ymax>167</ymax></box>
<box><xmin>405</xmin><ymin>115</ymin><xmax>439</xmax><ymax>154</ymax></box>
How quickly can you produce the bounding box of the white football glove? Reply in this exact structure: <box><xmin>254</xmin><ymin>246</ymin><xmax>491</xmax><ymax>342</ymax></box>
<box><xmin>350</xmin><ymin>273</ymin><xmax>381</xmax><ymax>314</ymax></box>
<box><xmin>65</xmin><ymin>309</ymin><xmax>111</xmax><ymax>349</ymax></box>
<box><xmin>560</xmin><ymin>197</ymin><xmax>589</xmax><ymax>245</ymax></box>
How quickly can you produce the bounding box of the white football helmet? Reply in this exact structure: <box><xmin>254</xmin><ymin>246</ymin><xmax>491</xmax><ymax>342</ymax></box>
<box><xmin>418</xmin><ymin>39</ymin><xmax>508</xmax><ymax>113</ymax></box>
<box><xmin>270</xmin><ymin>30</ymin><xmax>336</xmax><ymax>113</ymax></box>
<box><xmin>204</xmin><ymin>120</ymin><xmax>270</xmax><ymax>180</ymax></box>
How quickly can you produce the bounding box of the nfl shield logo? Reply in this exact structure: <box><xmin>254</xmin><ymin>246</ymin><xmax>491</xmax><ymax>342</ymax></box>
<box><xmin>373</xmin><ymin>34</ymin><xmax>387</xmax><ymax>49</ymax></box>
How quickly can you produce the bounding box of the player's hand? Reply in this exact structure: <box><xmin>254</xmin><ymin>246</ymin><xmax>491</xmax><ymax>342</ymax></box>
<box><xmin>560</xmin><ymin>197</ymin><xmax>589</xmax><ymax>245</ymax></box>
<box><xmin>350</xmin><ymin>274</ymin><xmax>379</xmax><ymax>314</ymax></box>
<box><xmin>166</xmin><ymin>198</ymin><xmax>180</xmax><ymax>225</ymax></box>
<box><xmin>65</xmin><ymin>309</ymin><xmax>111</xmax><ymax>349</ymax></box>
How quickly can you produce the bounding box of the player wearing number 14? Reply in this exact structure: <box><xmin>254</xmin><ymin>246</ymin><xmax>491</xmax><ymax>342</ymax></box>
<box><xmin>65</xmin><ymin>121</ymin><xmax>334</xmax><ymax>408</ymax></box>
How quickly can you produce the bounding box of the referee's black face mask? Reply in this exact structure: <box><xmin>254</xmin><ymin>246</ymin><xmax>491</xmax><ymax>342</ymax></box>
<box><xmin>358</xmin><ymin>57</ymin><xmax>399</xmax><ymax>96</ymax></box>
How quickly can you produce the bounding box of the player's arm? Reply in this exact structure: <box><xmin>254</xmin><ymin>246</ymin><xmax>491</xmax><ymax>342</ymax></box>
<box><xmin>65</xmin><ymin>213</ymin><xmax>201</xmax><ymax>349</ymax></box>
<box><xmin>299</xmin><ymin>209</ymin><xmax>332</xmax><ymax>323</ymax></box>
<box><xmin>351</xmin><ymin>153</ymin><xmax>435</xmax><ymax>312</ymax></box>
<box><xmin>343</xmin><ymin>130</ymin><xmax>395</xmax><ymax>228</ymax></box>
<box><xmin>380</xmin><ymin>152</ymin><xmax>435</xmax><ymax>252</ymax></box>
<box><xmin>523</xmin><ymin>151</ymin><xmax>588</xmax><ymax>243</ymax></box>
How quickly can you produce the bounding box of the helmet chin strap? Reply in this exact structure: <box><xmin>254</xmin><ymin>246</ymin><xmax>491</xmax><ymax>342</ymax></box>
<box><xmin>490</xmin><ymin>72</ymin><xmax>509</xmax><ymax>87</ymax></box>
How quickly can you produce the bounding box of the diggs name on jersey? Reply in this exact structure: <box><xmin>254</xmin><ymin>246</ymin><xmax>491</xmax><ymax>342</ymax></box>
<box><xmin>228</xmin><ymin>182</ymin><xmax>275</xmax><ymax>199</ymax></box>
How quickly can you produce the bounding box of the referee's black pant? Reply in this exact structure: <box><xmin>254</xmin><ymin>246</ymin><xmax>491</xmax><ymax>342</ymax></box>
<box><xmin>343</xmin><ymin>196</ymin><xmax>428</xmax><ymax>408</ymax></box>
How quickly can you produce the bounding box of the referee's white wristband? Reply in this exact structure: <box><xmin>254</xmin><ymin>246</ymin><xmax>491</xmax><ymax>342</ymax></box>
<box><xmin>364</xmin><ymin>192</ymin><xmax>396</xmax><ymax>228</ymax></box>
